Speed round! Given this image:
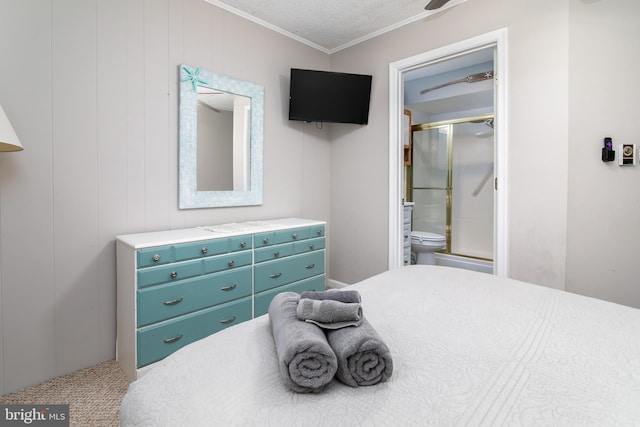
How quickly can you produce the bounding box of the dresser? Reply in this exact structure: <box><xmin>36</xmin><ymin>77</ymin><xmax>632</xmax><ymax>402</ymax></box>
<box><xmin>116</xmin><ymin>218</ymin><xmax>326</xmax><ymax>381</ymax></box>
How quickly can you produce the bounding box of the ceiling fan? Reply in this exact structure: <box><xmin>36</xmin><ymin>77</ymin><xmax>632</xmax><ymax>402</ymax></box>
<box><xmin>425</xmin><ymin>0</ymin><xmax>452</xmax><ymax>10</ymax></box>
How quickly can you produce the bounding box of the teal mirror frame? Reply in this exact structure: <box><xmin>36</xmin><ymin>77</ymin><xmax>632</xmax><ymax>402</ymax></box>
<box><xmin>178</xmin><ymin>64</ymin><xmax>264</xmax><ymax>208</ymax></box>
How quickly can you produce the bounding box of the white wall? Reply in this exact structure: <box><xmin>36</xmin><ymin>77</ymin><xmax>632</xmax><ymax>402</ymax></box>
<box><xmin>0</xmin><ymin>0</ymin><xmax>330</xmax><ymax>394</ymax></box>
<box><xmin>566</xmin><ymin>0</ymin><xmax>640</xmax><ymax>307</ymax></box>
<box><xmin>330</xmin><ymin>0</ymin><xmax>570</xmax><ymax>287</ymax></box>
<box><xmin>330</xmin><ymin>0</ymin><xmax>639</xmax><ymax>309</ymax></box>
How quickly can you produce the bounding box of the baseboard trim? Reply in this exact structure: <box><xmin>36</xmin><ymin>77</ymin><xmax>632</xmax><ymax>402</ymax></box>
<box><xmin>326</xmin><ymin>278</ymin><xmax>348</xmax><ymax>289</ymax></box>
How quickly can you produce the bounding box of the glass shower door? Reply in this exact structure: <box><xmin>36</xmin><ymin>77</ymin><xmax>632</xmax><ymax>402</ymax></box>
<box><xmin>410</xmin><ymin>116</ymin><xmax>495</xmax><ymax>262</ymax></box>
<box><xmin>450</xmin><ymin>121</ymin><xmax>494</xmax><ymax>259</ymax></box>
<box><xmin>411</xmin><ymin>126</ymin><xmax>449</xmax><ymax>248</ymax></box>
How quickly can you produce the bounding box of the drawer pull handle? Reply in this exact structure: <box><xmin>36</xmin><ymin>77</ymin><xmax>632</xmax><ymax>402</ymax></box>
<box><xmin>170</xmin><ymin>271</ymin><xmax>178</xmax><ymax>279</ymax></box>
<box><xmin>274</xmin><ymin>251</ymin><xmax>280</xmax><ymax>257</ymax></box>
<box><xmin>164</xmin><ymin>334</ymin><xmax>183</xmax><ymax>344</ymax></box>
<box><xmin>305</xmin><ymin>264</ymin><xmax>315</xmax><ymax>269</ymax></box>
<box><xmin>201</xmin><ymin>247</ymin><xmax>208</xmax><ymax>255</ymax></box>
<box><xmin>292</xmin><ymin>233</ymin><xmax>298</xmax><ymax>239</ymax></box>
<box><xmin>263</xmin><ymin>238</ymin><xmax>269</xmax><ymax>244</ymax></box>
<box><xmin>220</xmin><ymin>316</ymin><xmax>236</xmax><ymax>324</ymax></box>
<box><xmin>163</xmin><ymin>297</ymin><xmax>183</xmax><ymax>306</ymax></box>
<box><xmin>240</xmin><ymin>241</ymin><xmax>247</xmax><ymax>248</ymax></box>
<box><xmin>316</xmin><ymin>230</ymin><xmax>322</xmax><ymax>236</ymax></box>
<box><xmin>309</xmin><ymin>244</ymin><xmax>315</xmax><ymax>250</ymax></box>
<box><xmin>152</xmin><ymin>254</ymin><xmax>161</xmax><ymax>262</ymax></box>
<box><xmin>221</xmin><ymin>284</ymin><xmax>237</xmax><ymax>291</ymax></box>
<box><xmin>228</xmin><ymin>260</ymin><xmax>235</xmax><ymax>267</ymax></box>
<box><xmin>270</xmin><ymin>273</ymin><xmax>282</xmax><ymax>279</ymax></box>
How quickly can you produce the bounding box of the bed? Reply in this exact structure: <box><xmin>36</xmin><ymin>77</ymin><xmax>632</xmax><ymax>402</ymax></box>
<box><xmin>120</xmin><ymin>265</ymin><xmax>640</xmax><ymax>426</ymax></box>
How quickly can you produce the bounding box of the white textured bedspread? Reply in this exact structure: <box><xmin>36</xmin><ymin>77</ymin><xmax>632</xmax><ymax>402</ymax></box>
<box><xmin>120</xmin><ymin>265</ymin><xmax>640</xmax><ymax>426</ymax></box>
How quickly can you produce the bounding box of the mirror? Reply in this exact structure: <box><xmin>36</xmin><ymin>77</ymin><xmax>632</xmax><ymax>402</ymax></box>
<box><xmin>196</xmin><ymin>87</ymin><xmax>251</xmax><ymax>191</ymax></box>
<box><xmin>179</xmin><ymin>64</ymin><xmax>264</xmax><ymax>208</ymax></box>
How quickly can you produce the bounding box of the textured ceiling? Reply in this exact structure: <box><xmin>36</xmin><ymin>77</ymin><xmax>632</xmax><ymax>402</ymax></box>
<box><xmin>204</xmin><ymin>0</ymin><xmax>467</xmax><ymax>54</ymax></box>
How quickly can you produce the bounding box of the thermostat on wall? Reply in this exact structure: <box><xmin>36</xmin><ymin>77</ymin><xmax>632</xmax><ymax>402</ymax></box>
<box><xmin>618</xmin><ymin>144</ymin><xmax>636</xmax><ymax>165</ymax></box>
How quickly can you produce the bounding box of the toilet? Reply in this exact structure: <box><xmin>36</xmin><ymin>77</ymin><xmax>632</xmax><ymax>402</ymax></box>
<box><xmin>411</xmin><ymin>231</ymin><xmax>446</xmax><ymax>265</ymax></box>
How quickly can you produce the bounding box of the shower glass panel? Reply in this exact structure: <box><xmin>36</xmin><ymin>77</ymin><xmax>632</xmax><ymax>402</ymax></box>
<box><xmin>411</xmin><ymin>126</ymin><xmax>449</xmax><ymax>242</ymax></box>
<box><xmin>412</xmin><ymin>189</ymin><xmax>448</xmax><ymax>237</ymax></box>
<box><xmin>411</xmin><ymin>115</ymin><xmax>494</xmax><ymax>261</ymax></box>
<box><xmin>412</xmin><ymin>127</ymin><xmax>448</xmax><ymax>188</ymax></box>
<box><xmin>450</xmin><ymin>121</ymin><xmax>494</xmax><ymax>259</ymax></box>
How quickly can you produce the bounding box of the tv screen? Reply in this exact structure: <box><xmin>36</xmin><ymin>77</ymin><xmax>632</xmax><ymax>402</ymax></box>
<box><xmin>288</xmin><ymin>68</ymin><xmax>372</xmax><ymax>125</ymax></box>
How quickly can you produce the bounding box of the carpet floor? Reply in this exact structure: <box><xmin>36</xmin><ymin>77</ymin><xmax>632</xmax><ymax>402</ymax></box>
<box><xmin>0</xmin><ymin>360</ymin><xmax>129</xmax><ymax>426</ymax></box>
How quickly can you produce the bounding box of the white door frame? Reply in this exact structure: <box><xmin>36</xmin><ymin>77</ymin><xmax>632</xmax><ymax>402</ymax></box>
<box><xmin>388</xmin><ymin>28</ymin><xmax>509</xmax><ymax>277</ymax></box>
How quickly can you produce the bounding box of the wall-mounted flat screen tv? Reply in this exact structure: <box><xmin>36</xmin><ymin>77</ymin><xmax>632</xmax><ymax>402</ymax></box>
<box><xmin>288</xmin><ymin>68</ymin><xmax>372</xmax><ymax>125</ymax></box>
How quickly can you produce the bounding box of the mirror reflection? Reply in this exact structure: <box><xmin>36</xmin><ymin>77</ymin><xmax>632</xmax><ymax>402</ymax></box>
<box><xmin>179</xmin><ymin>64</ymin><xmax>264</xmax><ymax>209</ymax></box>
<box><xmin>196</xmin><ymin>87</ymin><xmax>251</xmax><ymax>191</ymax></box>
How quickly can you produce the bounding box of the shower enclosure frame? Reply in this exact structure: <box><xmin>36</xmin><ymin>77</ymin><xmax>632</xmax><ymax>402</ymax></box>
<box><xmin>408</xmin><ymin>113</ymin><xmax>495</xmax><ymax>262</ymax></box>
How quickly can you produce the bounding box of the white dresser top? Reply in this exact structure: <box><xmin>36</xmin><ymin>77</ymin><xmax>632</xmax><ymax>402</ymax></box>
<box><xmin>116</xmin><ymin>218</ymin><xmax>326</xmax><ymax>249</ymax></box>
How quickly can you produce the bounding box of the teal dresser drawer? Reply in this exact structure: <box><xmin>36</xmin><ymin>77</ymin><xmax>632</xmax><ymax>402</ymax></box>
<box><xmin>254</xmin><ymin>250</ymin><xmax>325</xmax><ymax>293</ymax></box>
<box><xmin>254</xmin><ymin>242</ymin><xmax>295</xmax><ymax>263</ymax></box>
<box><xmin>137</xmin><ymin>296</ymin><xmax>252</xmax><ymax>368</ymax></box>
<box><xmin>137</xmin><ymin>267</ymin><xmax>252</xmax><ymax>327</ymax></box>
<box><xmin>254</xmin><ymin>225</ymin><xmax>324</xmax><ymax>248</ymax></box>
<box><xmin>203</xmin><ymin>251</ymin><xmax>252</xmax><ymax>274</ymax></box>
<box><xmin>293</xmin><ymin>237</ymin><xmax>325</xmax><ymax>254</ymax></box>
<box><xmin>173</xmin><ymin>236</ymin><xmax>252</xmax><ymax>261</ymax></box>
<box><xmin>229</xmin><ymin>236</ymin><xmax>252</xmax><ymax>252</ymax></box>
<box><xmin>309</xmin><ymin>225</ymin><xmax>325</xmax><ymax>239</ymax></box>
<box><xmin>174</xmin><ymin>239</ymin><xmax>229</xmax><ymax>261</ymax></box>
<box><xmin>255</xmin><ymin>237</ymin><xmax>324</xmax><ymax>262</ymax></box>
<box><xmin>254</xmin><ymin>275</ymin><xmax>325</xmax><ymax>317</ymax></box>
<box><xmin>253</xmin><ymin>231</ymin><xmax>274</xmax><ymax>248</ymax></box>
<box><xmin>138</xmin><ymin>246</ymin><xmax>174</xmax><ymax>268</ymax></box>
<box><xmin>273</xmin><ymin>227</ymin><xmax>310</xmax><ymax>244</ymax></box>
<box><xmin>137</xmin><ymin>259</ymin><xmax>202</xmax><ymax>288</ymax></box>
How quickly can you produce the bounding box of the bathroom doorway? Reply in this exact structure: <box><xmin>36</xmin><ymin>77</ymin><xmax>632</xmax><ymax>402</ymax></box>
<box><xmin>409</xmin><ymin>115</ymin><xmax>494</xmax><ymax>273</ymax></box>
<box><xmin>388</xmin><ymin>29</ymin><xmax>508</xmax><ymax>276</ymax></box>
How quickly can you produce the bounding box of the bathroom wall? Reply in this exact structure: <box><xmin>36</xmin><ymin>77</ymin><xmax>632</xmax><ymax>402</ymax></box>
<box><xmin>0</xmin><ymin>0</ymin><xmax>330</xmax><ymax>394</ymax></box>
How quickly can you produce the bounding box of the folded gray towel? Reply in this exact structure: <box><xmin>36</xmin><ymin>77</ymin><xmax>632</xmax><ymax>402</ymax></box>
<box><xmin>325</xmin><ymin>317</ymin><xmax>393</xmax><ymax>387</ymax></box>
<box><xmin>300</xmin><ymin>289</ymin><xmax>361</xmax><ymax>303</ymax></box>
<box><xmin>268</xmin><ymin>292</ymin><xmax>338</xmax><ymax>393</ymax></box>
<box><xmin>296</xmin><ymin>299</ymin><xmax>363</xmax><ymax>329</ymax></box>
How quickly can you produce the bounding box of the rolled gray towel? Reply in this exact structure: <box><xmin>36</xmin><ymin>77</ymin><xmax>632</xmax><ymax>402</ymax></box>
<box><xmin>326</xmin><ymin>317</ymin><xmax>393</xmax><ymax>387</ymax></box>
<box><xmin>296</xmin><ymin>299</ymin><xmax>363</xmax><ymax>329</ymax></box>
<box><xmin>300</xmin><ymin>289</ymin><xmax>361</xmax><ymax>303</ymax></box>
<box><xmin>268</xmin><ymin>292</ymin><xmax>338</xmax><ymax>393</ymax></box>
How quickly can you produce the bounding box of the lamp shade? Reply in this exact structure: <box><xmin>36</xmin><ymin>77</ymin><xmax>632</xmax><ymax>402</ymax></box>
<box><xmin>0</xmin><ymin>104</ymin><xmax>23</xmax><ymax>152</ymax></box>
